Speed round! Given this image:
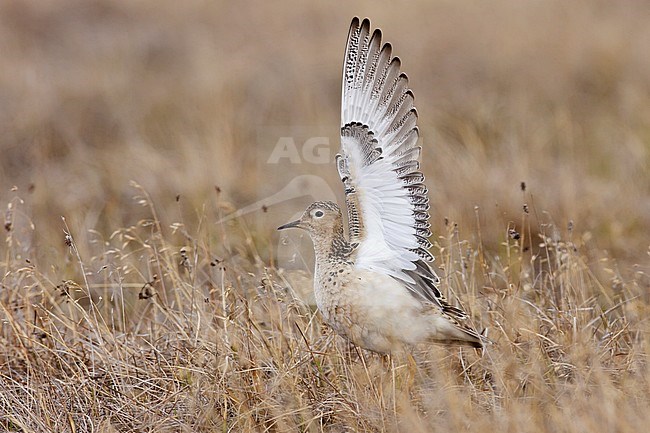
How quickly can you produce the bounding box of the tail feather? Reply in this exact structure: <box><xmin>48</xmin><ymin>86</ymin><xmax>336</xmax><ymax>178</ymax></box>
<box><xmin>431</xmin><ymin>315</ymin><xmax>485</xmax><ymax>349</ymax></box>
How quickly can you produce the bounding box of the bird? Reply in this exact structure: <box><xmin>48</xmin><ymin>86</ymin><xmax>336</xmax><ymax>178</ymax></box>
<box><xmin>277</xmin><ymin>17</ymin><xmax>483</xmax><ymax>353</ymax></box>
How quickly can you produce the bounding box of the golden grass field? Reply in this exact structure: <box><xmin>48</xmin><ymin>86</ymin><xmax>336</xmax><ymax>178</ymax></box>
<box><xmin>1</xmin><ymin>0</ymin><xmax>649</xmax><ymax>431</ymax></box>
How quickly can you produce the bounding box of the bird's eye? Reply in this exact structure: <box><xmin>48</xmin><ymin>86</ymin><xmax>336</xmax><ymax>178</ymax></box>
<box><xmin>314</xmin><ymin>210</ymin><xmax>324</xmax><ymax>218</ymax></box>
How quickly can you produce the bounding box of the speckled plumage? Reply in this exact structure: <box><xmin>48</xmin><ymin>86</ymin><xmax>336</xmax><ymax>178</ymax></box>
<box><xmin>278</xmin><ymin>18</ymin><xmax>484</xmax><ymax>353</ymax></box>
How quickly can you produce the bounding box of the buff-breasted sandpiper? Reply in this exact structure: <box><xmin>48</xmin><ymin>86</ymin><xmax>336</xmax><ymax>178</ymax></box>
<box><xmin>278</xmin><ymin>17</ymin><xmax>483</xmax><ymax>353</ymax></box>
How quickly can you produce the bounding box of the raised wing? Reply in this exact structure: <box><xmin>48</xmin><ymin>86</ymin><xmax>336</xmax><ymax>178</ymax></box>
<box><xmin>338</xmin><ymin>17</ymin><xmax>443</xmax><ymax>297</ymax></box>
<box><xmin>339</xmin><ymin>18</ymin><xmax>430</xmax><ymax>267</ymax></box>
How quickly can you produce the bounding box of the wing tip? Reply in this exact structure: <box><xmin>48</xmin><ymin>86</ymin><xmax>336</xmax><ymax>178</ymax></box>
<box><xmin>350</xmin><ymin>18</ymin><xmax>385</xmax><ymax>48</ymax></box>
<box><xmin>347</xmin><ymin>17</ymin><xmax>362</xmax><ymax>45</ymax></box>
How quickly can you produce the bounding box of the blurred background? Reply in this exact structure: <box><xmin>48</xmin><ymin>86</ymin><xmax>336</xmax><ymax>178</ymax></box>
<box><xmin>1</xmin><ymin>0</ymin><xmax>648</xmax><ymax>272</ymax></box>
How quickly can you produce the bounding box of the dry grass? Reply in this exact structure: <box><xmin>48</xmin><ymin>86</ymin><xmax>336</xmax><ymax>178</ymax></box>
<box><xmin>1</xmin><ymin>0</ymin><xmax>649</xmax><ymax>431</ymax></box>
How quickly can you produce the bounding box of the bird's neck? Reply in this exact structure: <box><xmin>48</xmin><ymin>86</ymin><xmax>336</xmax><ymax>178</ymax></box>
<box><xmin>312</xmin><ymin>222</ymin><xmax>353</xmax><ymax>263</ymax></box>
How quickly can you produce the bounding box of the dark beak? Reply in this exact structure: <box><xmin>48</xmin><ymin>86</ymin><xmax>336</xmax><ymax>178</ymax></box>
<box><xmin>277</xmin><ymin>220</ymin><xmax>301</xmax><ymax>230</ymax></box>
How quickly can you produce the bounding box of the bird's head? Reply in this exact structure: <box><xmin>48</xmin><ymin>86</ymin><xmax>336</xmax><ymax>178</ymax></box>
<box><xmin>277</xmin><ymin>201</ymin><xmax>342</xmax><ymax>238</ymax></box>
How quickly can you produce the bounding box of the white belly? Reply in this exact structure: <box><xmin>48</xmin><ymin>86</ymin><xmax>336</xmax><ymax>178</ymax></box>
<box><xmin>314</xmin><ymin>268</ymin><xmax>432</xmax><ymax>353</ymax></box>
